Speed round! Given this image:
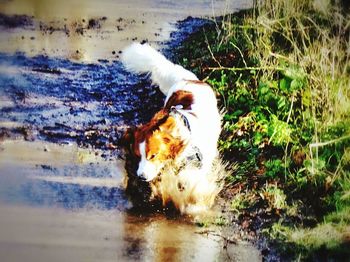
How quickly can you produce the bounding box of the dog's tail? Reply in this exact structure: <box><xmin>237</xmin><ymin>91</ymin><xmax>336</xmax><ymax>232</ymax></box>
<box><xmin>121</xmin><ymin>43</ymin><xmax>197</xmax><ymax>94</ymax></box>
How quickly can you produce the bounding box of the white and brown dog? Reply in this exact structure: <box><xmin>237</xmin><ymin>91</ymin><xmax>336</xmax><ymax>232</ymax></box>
<box><xmin>121</xmin><ymin>43</ymin><xmax>222</xmax><ymax>213</ymax></box>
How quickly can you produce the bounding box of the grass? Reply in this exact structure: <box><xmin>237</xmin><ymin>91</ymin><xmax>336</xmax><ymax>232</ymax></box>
<box><xmin>176</xmin><ymin>0</ymin><xmax>350</xmax><ymax>259</ymax></box>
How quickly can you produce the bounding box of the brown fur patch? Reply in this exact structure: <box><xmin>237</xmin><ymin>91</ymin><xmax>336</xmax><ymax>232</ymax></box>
<box><xmin>131</xmin><ymin>89</ymin><xmax>196</xmax><ymax>155</ymax></box>
<box><xmin>131</xmin><ymin>109</ymin><xmax>169</xmax><ymax>157</ymax></box>
<box><xmin>146</xmin><ymin>128</ymin><xmax>185</xmax><ymax>162</ymax></box>
<box><xmin>131</xmin><ymin>109</ymin><xmax>186</xmax><ymax>163</ymax></box>
<box><xmin>165</xmin><ymin>90</ymin><xmax>194</xmax><ymax>110</ymax></box>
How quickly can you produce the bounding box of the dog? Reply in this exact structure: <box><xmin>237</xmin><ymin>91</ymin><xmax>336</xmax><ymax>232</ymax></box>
<box><xmin>121</xmin><ymin>43</ymin><xmax>222</xmax><ymax>213</ymax></box>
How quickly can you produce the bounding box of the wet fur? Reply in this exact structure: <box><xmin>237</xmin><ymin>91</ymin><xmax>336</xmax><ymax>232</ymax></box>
<box><xmin>121</xmin><ymin>43</ymin><xmax>223</xmax><ymax>214</ymax></box>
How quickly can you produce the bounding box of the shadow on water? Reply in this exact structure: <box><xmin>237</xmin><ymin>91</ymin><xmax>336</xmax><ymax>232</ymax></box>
<box><xmin>20</xmin><ymin>175</ymin><xmax>127</xmax><ymax>210</ymax></box>
<box><xmin>0</xmin><ymin>147</ymin><xmax>127</xmax><ymax>210</ymax></box>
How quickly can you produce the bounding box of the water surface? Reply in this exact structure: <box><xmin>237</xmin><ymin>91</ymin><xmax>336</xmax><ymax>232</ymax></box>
<box><xmin>0</xmin><ymin>0</ymin><xmax>252</xmax><ymax>62</ymax></box>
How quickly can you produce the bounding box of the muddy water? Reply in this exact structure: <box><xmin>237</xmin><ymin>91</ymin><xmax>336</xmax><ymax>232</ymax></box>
<box><xmin>0</xmin><ymin>0</ymin><xmax>261</xmax><ymax>261</ymax></box>
<box><xmin>0</xmin><ymin>205</ymin><xmax>236</xmax><ymax>262</ymax></box>
<box><xmin>0</xmin><ymin>140</ymin><xmax>261</xmax><ymax>262</ymax></box>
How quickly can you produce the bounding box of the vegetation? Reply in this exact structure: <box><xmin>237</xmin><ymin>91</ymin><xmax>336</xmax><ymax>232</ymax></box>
<box><xmin>176</xmin><ymin>0</ymin><xmax>350</xmax><ymax>259</ymax></box>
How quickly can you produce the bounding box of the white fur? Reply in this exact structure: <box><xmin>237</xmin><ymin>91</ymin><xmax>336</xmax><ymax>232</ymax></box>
<box><xmin>121</xmin><ymin>43</ymin><xmax>221</xmax><ymax>180</ymax></box>
<box><xmin>121</xmin><ymin>43</ymin><xmax>197</xmax><ymax>94</ymax></box>
<box><xmin>166</xmin><ymin>80</ymin><xmax>221</xmax><ymax>175</ymax></box>
<box><xmin>137</xmin><ymin>141</ymin><xmax>160</xmax><ymax>182</ymax></box>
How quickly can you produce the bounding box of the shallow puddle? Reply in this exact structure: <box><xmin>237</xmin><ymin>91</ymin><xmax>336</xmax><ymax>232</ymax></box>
<box><xmin>0</xmin><ymin>140</ymin><xmax>261</xmax><ymax>261</ymax></box>
<box><xmin>0</xmin><ymin>205</ymin><xmax>261</xmax><ymax>262</ymax></box>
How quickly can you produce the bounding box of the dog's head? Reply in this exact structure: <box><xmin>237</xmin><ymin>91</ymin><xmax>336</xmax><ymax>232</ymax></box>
<box><xmin>122</xmin><ymin>109</ymin><xmax>187</xmax><ymax>182</ymax></box>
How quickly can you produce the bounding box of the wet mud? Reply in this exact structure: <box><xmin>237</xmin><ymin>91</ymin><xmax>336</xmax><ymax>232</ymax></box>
<box><xmin>0</xmin><ymin>13</ymin><xmax>33</xmax><ymax>28</ymax></box>
<box><xmin>0</xmin><ymin>0</ymin><xmax>261</xmax><ymax>261</ymax></box>
<box><xmin>0</xmin><ymin>51</ymin><xmax>164</xmax><ymax>154</ymax></box>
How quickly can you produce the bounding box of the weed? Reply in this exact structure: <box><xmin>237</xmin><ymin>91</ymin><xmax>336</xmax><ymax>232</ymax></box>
<box><xmin>260</xmin><ymin>183</ymin><xmax>287</xmax><ymax>211</ymax></box>
<box><xmin>230</xmin><ymin>192</ymin><xmax>254</xmax><ymax>212</ymax></box>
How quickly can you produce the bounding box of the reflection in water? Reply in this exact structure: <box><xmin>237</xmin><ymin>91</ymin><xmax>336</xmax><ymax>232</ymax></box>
<box><xmin>122</xmin><ymin>214</ymin><xmax>223</xmax><ymax>262</ymax></box>
<box><xmin>0</xmin><ymin>140</ymin><xmax>261</xmax><ymax>262</ymax></box>
<box><xmin>0</xmin><ymin>143</ymin><xmax>224</xmax><ymax>261</ymax></box>
<box><xmin>0</xmin><ymin>143</ymin><xmax>126</xmax><ymax>209</ymax></box>
<box><xmin>0</xmin><ymin>204</ymin><xmax>231</xmax><ymax>262</ymax></box>
<box><xmin>0</xmin><ymin>140</ymin><xmax>122</xmax><ymax>205</ymax></box>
